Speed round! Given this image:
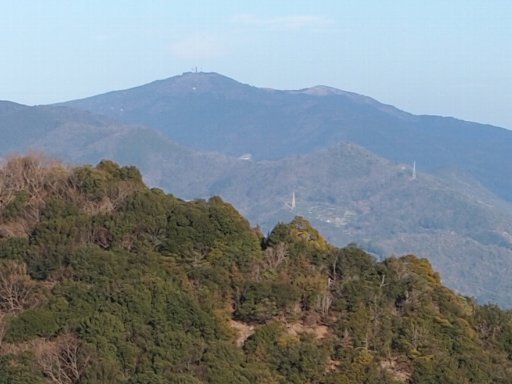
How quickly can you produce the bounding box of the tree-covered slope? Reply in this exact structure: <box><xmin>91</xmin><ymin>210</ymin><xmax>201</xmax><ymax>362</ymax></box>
<box><xmin>4</xmin><ymin>98</ymin><xmax>512</xmax><ymax>307</ymax></box>
<box><xmin>59</xmin><ymin>72</ymin><xmax>512</xmax><ymax>202</ymax></box>
<box><xmin>0</xmin><ymin>101</ymin><xmax>194</xmax><ymax>167</ymax></box>
<box><xmin>152</xmin><ymin>143</ymin><xmax>512</xmax><ymax>307</ymax></box>
<box><xmin>2</xmin><ymin>102</ymin><xmax>512</xmax><ymax>306</ymax></box>
<box><xmin>1</xmin><ymin>157</ymin><xmax>512</xmax><ymax>383</ymax></box>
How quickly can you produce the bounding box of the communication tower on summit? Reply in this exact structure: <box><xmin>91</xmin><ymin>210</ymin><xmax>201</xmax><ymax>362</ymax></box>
<box><xmin>411</xmin><ymin>161</ymin><xmax>416</xmax><ymax>180</ymax></box>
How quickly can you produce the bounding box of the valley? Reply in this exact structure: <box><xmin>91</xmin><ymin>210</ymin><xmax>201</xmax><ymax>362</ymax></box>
<box><xmin>1</xmin><ymin>73</ymin><xmax>512</xmax><ymax>306</ymax></box>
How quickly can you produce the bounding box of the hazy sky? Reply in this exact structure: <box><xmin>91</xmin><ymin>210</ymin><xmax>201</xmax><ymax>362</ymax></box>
<box><xmin>2</xmin><ymin>1</ymin><xmax>511</xmax><ymax>128</ymax></box>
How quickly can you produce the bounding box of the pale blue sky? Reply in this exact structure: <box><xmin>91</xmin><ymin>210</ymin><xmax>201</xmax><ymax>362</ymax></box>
<box><xmin>2</xmin><ymin>1</ymin><xmax>511</xmax><ymax>128</ymax></box>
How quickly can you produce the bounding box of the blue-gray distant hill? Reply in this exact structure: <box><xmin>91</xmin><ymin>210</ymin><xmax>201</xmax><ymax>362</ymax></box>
<box><xmin>3</xmin><ymin>75</ymin><xmax>512</xmax><ymax>306</ymax></box>
<box><xmin>60</xmin><ymin>72</ymin><xmax>512</xmax><ymax>202</ymax></box>
<box><xmin>0</xmin><ymin>100</ymin><xmax>195</xmax><ymax>167</ymax></box>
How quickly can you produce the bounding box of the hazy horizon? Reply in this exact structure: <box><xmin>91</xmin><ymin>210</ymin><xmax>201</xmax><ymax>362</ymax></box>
<box><xmin>2</xmin><ymin>1</ymin><xmax>511</xmax><ymax>129</ymax></box>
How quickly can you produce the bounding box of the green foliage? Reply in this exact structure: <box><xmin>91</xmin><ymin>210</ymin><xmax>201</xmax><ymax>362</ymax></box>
<box><xmin>244</xmin><ymin>323</ymin><xmax>330</xmax><ymax>383</ymax></box>
<box><xmin>266</xmin><ymin>216</ymin><xmax>329</xmax><ymax>258</ymax></box>
<box><xmin>1</xmin><ymin>191</ymin><xmax>30</xmax><ymax>219</ymax></box>
<box><xmin>5</xmin><ymin>307</ymin><xmax>59</xmax><ymax>342</ymax></box>
<box><xmin>96</xmin><ymin>159</ymin><xmax>143</xmax><ymax>183</ymax></box>
<box><xmin>70</xmin><ymin>165</ymin><xmax>110</xmax><ymax>201</ymax></box>
<box><xmin>0</xmin><ymin>237</ymin><xmax>29</xmax><ymax>261</ymax></box>
<box><xmin>1</xmin><ymin>159</ymin><xmax>512</xmax><ymax>383</ymax></box>
<box><xmin>237</xmin><ymin>282</ymin><xmax>301</xmax><ymax>322</ymax></box>
<box><xmin>0</xmin><ymin>354</ymin><xmax>45</xmax><ymax>384</ymax></box>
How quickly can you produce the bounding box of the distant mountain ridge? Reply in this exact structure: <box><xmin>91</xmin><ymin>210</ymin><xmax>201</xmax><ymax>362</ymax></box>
<box><xmin>2</xmin><ymin>73</ymin><xmax>512</xmax><ymax>306</ymax></box>
<box><xmin>59</xmin><ymin>72</ymin><xmax>512</xmax><ymax>202</ymax></box>
<box><xmin>154</xmin><ymin>142</ymin><xmax>512</xmax><ymax>306</ymax></box>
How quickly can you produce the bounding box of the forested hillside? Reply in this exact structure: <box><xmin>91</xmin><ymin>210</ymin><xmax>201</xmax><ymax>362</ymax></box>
<box><xmin>61</xmin><ymin>72</ymin><xmax>512</xmax><ymax>202</ymax></box>
<box><xmin>1</xmin><ymin>157</ymin><xmax>512</xmax><ymax>383</ymax></box>
<box><xmin>4</xmin><ymin>91</ymin><xmax>512</xmax><ymax>307</ymax></box>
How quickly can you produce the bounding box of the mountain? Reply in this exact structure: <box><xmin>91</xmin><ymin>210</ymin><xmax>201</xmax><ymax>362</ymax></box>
<box><xmin>60</xmin><ymin>72</ymin><xmax>512</xmax><ymax>202</ymax></box>
<box><xmin>3</xmin><ymin>75</ymin><xmax>512</xmax><ymax>306</ymax></box>
<box><xmin>0</xmin><ymin>101</ymin><xmax>181</xmax><ymax>163</ymax></box>
<box><xmin>149</xmin><ymin>143</ymin><xmax>512</xmax><ymax>306</ymax></box>
<box><xmin>2</xmin><ymin>158</ymin><xmax>512</xmax><ymax>383</ymax></box>
<box><xmin>0</xmin><ymin>100</ymin><xmax>239</xmax><ymax>187</ymax></box>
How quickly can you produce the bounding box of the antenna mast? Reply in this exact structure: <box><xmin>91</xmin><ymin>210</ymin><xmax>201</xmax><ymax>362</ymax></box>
<box><xmin>411</xmin><ymin>161</ymin><xmax>416</xmax><ymax>180</ymax></box>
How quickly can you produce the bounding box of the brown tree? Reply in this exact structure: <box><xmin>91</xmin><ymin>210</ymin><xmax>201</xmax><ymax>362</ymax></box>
<box><xmin>35</xmin><ymin>333</ymin><xmax>90</xmax><ymax>384</ymax></box>
<box><xmin>0</xmin><ymin>260</ymin><xmax>38</xmax><ymax>313</ymax></box>
<box><xmin>0</xmin><ymin>312</ymin><xmax>6</xmax><ymax>348</ymax></box>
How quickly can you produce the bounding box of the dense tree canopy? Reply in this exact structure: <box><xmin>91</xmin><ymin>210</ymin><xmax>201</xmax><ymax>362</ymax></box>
<box><xmin>1</xmin><ymin>157</ymin><xmax>512</xmax><ymax>383</ymax></box>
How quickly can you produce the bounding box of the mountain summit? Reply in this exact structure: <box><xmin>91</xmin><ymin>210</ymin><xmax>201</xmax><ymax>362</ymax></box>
<box><xmin>60</xmin><ymin>72</ymin><xmax>512</xmax><ymax>202</ymax></box>
<box><xmin>3</xmin><ymin>73</ymin><xmax>512</xmax><ymax>305</ymax></box>
<box><xmin>60</xmin><ymin>72</ymin><xmax>415</xmax><ymax>160</ymax></box>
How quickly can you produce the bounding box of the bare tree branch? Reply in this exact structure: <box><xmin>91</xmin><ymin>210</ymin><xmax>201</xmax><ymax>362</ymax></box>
<box><xmin>0</xmin><ymin>260</ymin><xmax>38</xmax><ymax>313</ymax></box>
<box><xmin>35</xmin><ymin>332</ymin><xmax>90</xmax><ymax>384</ymax></box>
